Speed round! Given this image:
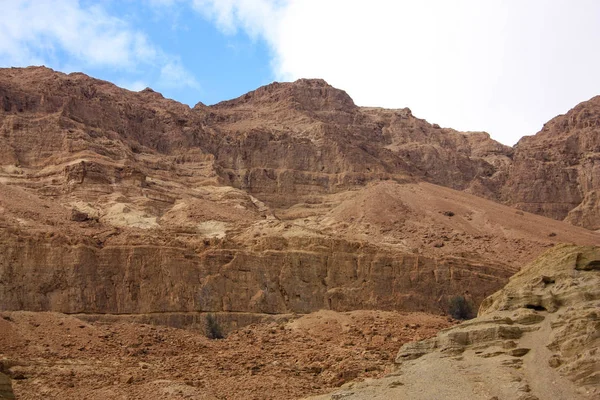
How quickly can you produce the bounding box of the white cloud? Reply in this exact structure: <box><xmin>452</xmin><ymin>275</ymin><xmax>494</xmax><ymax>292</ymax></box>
<box><xmin>158</xmin><ymin>60</ymin><xmax>201</xmax><ymax>89</ymax></box>
<box><xmin>0</xmin><ymin>1</ymin><xmax>155</xmax><ymax>68</ymax></box>
<box><xmin>191</xmin><ymin>0</ymin><xmax>600</xmax><ymax>145</ymax></box>
<box><xmin>191</xmin><ymin>0</ymin><xmax>283</xmax><ymax>39</ymax></box>
<box><xmin>0</xmin><ymin>0</ymin><xmax>199</xmax><ymax>91</ymax></box>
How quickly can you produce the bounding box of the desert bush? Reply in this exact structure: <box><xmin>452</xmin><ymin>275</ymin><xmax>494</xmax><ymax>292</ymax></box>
<box><xmin>205</xmin><ymin>314</ymin><xmax>224</xmax><ymax>339</ymax></box>
<box><xmin>448</xmin><ymin>295</ymin><xmax>475</xmax><ymax>320</ymax></box>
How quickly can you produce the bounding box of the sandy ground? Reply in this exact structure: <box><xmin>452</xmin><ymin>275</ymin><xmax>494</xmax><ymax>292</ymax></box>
<box><xmin>307</xmin><ymin>312</ymin><xmax>595</xmax><ymax>400</ymax></box>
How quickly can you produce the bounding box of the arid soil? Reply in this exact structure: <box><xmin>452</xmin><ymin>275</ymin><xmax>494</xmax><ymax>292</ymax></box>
<box><xmin>0</xmin><ymin>310</ymin><xmax>451</xmax><ymax>399</ymax></box>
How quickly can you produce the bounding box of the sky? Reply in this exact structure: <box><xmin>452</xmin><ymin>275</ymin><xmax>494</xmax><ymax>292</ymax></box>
<box><xmin>1</xmin><ymin>1</ymin><xmax>600</xmax><ymax>145</ymax></box>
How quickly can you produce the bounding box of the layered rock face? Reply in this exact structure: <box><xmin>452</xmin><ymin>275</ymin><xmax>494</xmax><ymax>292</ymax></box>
<box><xmin>0</xmin><ymin>67</ymin><xmax>598</xmax><ymax>327</ymax></box>
<box><xmin>206</xmin><ymin>78</ymin><xmax>511</xmax><ymax>203</ymax></box>
<box><xmin>311</xmin><ymin>245</ymin><xmax>600</xmax><ymax>400</ymax></box>
<box><xmin>471</xmin><ymin>96</ymin><xmax>600</xmax><ymax>230</ymax></box>
<box><xmin>1</xmin><ymin>66</ymin><xmax>598</xmax><ymax>225</ymax></box>
<box><xmin>4</xmin><ymin>180</ymin><xmax>578</xmax><ymax>320</ymax></box>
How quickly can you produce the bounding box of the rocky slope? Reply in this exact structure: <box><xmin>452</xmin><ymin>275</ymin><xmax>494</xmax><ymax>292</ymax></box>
<box><xmin>0</xmin><ymin>66</ymin><xmax>598</xmax><ymax>330</ymax></box>
<box><xmin>310</xmin><ymin>244</ymin><xmax>600</xmax><ymax>400</ymax></box>
<box><xmin>0</xmin><ymin>309</ymin><xmax>452</xmax><ymax>399</ymax></box>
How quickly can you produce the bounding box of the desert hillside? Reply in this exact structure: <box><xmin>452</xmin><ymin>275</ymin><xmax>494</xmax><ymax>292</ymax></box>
<box><xmin>0</xmin><ymin>67</ymin><xmax>598</xmax><ymax>322</ymax></box>
<box><xmin>0</xmin><ymin>66</ymin><xmax>599</xmax><ymax>399</ymax></box>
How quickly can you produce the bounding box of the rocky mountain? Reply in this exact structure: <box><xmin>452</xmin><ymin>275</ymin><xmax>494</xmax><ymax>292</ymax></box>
<box><xmin>0</xmin><ymin>66</ymin><xmax>599</xmax><ymax>400</ymax></box>
<box><xmin>310</xmin><ymin>244</ymin><xmax>600</xmax><ymax>400</ymax></box>
<box><xmin>475</xmin><ymin>96</ymin><xmax>600</xmax><ymax>230</ymax></box>
<box><xmin>0</xmin><ymin>66</ymin><xmax>598</xmax><ymax>331</ymax></box>
<box><xmin>1</xmin><ymin>66</ymin><xmax>598</xmax><ymax>225</ymax></box>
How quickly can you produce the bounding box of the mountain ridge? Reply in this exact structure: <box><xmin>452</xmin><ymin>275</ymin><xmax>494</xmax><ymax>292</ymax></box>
<box><xmin>0</xmin><ymin>65</ymin><xmax>598</xmax><ymax>326</ymax></box>
<box><xmin>2</xmin><ymin>65</ymin><xmax>598</xmax><ymax>228</ymax></box>
<box><xmin>0</xmin><ymin>65</ymin><xmax>599</xmax><ymax>399</ymax></box>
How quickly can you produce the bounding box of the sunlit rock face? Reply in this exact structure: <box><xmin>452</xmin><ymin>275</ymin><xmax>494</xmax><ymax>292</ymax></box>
<box><xmin>0</xmin><ymin>66</ymin><xmax>598</xmax><ymax>328</ymax></box>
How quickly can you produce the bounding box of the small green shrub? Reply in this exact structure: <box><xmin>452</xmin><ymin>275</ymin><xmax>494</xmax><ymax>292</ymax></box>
<box><xmin>448</xmin><ymin>295</ymin><xmax>475</xmax><ymax>320</ymax></box>
<box><xmin>205</xmin><ymin>314</ymin><xmax>224</xmax><ymax>339</ymax></box>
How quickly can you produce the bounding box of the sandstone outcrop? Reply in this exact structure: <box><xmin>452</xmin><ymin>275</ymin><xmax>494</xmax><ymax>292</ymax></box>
<box><xmin>311</xmin><ymin>244</ymin><xmax>600</xmax><ymax>400</ymax></box>
<box><xmin>0</xmin><ymin>66</ymin><xmax>599</xmax><ymax>330</ymax></box>
<box><xmin>1</xmin><ymin>174</ymin><xmax>597</xmax><ymax>328</ymax></box>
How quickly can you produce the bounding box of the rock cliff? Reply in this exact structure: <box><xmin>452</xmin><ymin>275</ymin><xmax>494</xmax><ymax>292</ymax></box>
<box><xmin>2</xmin><ymin>66</ymin><xmax>598</xmax><ymax>225</ymax></box>
<box><xmin>0</xmin><ymin>66</ymin><xmax>598</xmax><ymax>328</ymax></box>
<box><xmin>478</xmin><ymin>96</ymin><xmax>600</xmax><ymax>230</ymax></box>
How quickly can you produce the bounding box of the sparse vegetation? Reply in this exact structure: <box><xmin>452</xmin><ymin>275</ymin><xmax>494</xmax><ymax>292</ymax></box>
<box><xmin>448</xmin><ymin>295</ymin><xmax>475</xmax><ymax>320</ymax></box>
<box><xmin>205</xmin><ymin>314</ymin><xmax>224</xmax><ymax>339</ymax></box>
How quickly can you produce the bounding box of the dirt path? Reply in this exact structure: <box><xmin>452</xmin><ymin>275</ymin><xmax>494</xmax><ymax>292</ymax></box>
<box><xmin>519</xmin><ymin>311</ymin><xmax>585</xmax><ymax>400</ymax></box>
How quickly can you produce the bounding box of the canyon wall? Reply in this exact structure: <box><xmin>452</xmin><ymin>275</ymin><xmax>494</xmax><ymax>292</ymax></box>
<box><xmin>0</xmin><ymin>67</ymin><xmax>598</xmax><ymax>327</ymax></box>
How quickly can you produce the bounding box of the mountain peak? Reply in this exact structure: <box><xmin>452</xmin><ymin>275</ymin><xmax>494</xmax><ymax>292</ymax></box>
<box><xmin>291</xmin><ymin>78</ymin><xmax>330</xmax><ymax>87</ymax></box>
<box><xmin>212</xmin><ymin>78</ymin><xmax>356</xmax><ymax>112</ymax></box>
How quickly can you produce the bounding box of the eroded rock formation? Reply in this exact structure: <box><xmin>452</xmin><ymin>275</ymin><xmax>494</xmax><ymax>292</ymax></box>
<box><xmin>312</xmin><ymin>244</ymin><xmax>600</xmax><ymax>400</ymax></box>
<box><xmin>0</xmin><ymin>66</ymin><xmax>598</xmax><ymax>328</ymax></box>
